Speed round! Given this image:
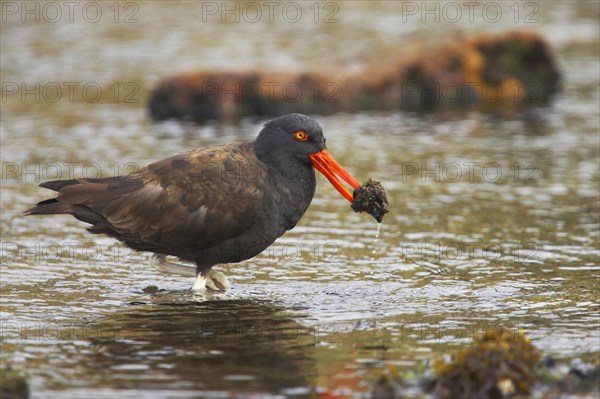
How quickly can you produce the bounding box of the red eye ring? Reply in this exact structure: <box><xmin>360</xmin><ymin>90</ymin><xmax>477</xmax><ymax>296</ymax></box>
<box><xmin>294</xmin><ymin>130</ymin><xmax>308</xmax><ymax>141</ymax></box>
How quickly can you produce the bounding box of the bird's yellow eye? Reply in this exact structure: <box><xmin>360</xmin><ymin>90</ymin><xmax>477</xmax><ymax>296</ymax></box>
<box><xmin>294</xmin><ymin>130</ymin><xmax>308</xmax><ymax>141</ymax></box>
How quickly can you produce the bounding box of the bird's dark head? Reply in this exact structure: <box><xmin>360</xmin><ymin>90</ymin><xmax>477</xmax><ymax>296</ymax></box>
<box><xmin>254</xmin><ymin>113</ymin><xmax>360</xmax><ymax>203</ymax></box>
<box><xmin>255</xmin><ymin>113</ymin><xmax>326</xmax><ymax>164</ymax></box>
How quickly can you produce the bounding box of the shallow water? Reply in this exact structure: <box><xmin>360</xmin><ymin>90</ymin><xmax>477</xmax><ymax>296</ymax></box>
<box><xmin>1</xmin><ymin>1</ymin><xmax>599</xmax><ymax>398</ymax></box>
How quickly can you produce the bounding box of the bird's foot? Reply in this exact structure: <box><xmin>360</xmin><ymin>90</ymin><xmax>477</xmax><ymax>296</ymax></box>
<box><xmin>205</xmin><ymin>269</ymin><xmax>231</xmax><ymax>291</ymax></box>
<box><xmin>191</xmin><ymin>273</ymin><xmax>207</xmax><ymax>291</ymax></box>
<box><xmin>191</xmin><ymin>269</ymin><xmax>231</xmax><ymax>292</ymax></box>
<box><xmin>150</xmin><ymin>254</ymin><xmax>196</xmax><ymax>277</ymax></box>
<box><xmin>151</xmin><ymin>254</ymin><xmax>230</xmax><ymax>292</ymax></box>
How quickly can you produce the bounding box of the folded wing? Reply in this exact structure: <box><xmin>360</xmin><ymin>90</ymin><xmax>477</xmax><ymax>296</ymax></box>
<box><xmin>25</xmin><ymin>143</ymin><xmax>268</xmax><ymax>259</ymax></box>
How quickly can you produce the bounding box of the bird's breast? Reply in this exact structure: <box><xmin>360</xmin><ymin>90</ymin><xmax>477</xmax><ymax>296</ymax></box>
<box><xmin>266</xmin><ymin>163</ymin><xmax>316</xmax><ymax>232</ymax></box>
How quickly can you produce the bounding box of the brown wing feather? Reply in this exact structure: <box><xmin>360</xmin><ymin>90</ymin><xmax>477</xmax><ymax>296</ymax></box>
<box><xmin>28</xmin><ymin>142</ymin><xmax>269</xmax><ymax>261</ymax></box>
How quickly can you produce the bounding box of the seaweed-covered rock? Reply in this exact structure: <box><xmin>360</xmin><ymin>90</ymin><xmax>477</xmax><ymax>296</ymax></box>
<box><xmin>148</xmin><ymin>31</ymin><xmax>560</xmax><ymax>123</ymax></box>
<box><xmin>352</xmin><ymin>179</ymin><xmax>389</xmax><ymax>223</ymax></box>
<box><xmin>432</xmin><ymin>328</ymin><xmax>540</xmax><ymax>399</ymax></box>
<box><xmin>148</xmin><ymin>70</ymin><xmax>340</xmax><ymax>124</ymax></box>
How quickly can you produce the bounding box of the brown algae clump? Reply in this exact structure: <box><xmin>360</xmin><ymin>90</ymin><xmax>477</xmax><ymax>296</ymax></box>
<box><xmin>352</xmin><ymin>179</ymin><xmax>389</xmax><ymax>223</ymax></box>
<box><xmin>432</xmin><ymin>328</ymin><xmax>540</xmax><ymax>399</ymax></box>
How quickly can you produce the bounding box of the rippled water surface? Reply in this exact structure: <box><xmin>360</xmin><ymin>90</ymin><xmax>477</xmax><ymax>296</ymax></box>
<box><xmin>1</xmin><ymin>1</ymin><xmax>599</xmax><ymax>398</ymax></box>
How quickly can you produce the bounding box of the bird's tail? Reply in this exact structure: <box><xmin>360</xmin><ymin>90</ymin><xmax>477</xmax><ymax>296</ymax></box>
<box><xmin>24</xmin><ymin>179</ymin><xmax>80</xmax><ymax>215</ymax></box>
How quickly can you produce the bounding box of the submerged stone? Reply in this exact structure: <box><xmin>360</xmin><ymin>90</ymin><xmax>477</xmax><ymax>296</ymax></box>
<box><xmin>1</xmin><ymin>366</ymin><xmax>30</xmax><ymax>399</ymax></box>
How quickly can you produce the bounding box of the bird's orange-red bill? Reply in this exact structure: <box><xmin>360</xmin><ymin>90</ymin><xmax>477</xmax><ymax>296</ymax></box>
<box><xmin>309</xmin><ymin>149</ymin><xmax>361</xmax><ymax>203</ymax></box>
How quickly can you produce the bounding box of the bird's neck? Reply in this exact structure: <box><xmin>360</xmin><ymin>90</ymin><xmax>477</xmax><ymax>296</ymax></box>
<box><xmin>253</xmin><ymin>140</ymin><xmax>314</xmax><ymax>182</ymax></box>
<box><xmin>253</xmin><ymin>141</ymin><xmax>316</xmax><ymax>227</ymax></box>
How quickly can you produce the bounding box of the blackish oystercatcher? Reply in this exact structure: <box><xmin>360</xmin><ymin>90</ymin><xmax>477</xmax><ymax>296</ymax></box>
<box><xmin>26</xmin><ymin>114</ymin><xmax>370</xmax><ymax>291</ymax></box>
